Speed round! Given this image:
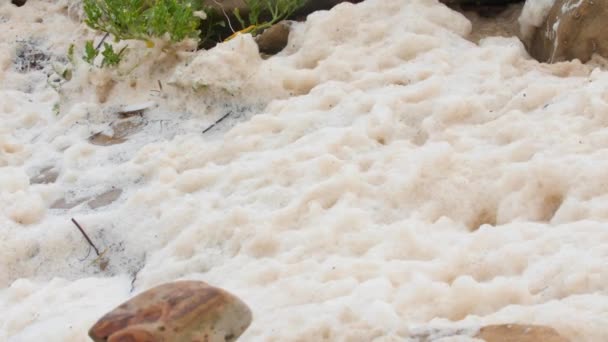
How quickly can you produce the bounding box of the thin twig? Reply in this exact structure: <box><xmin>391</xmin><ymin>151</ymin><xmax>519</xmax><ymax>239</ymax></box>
<box><xmin>71</xmin><ymin>218</ymin><xmax>101</xmax><ymax>256</ymax></box>
<box><xmin>95</xmin><ymin>33</ymin><xmax>110</xmax><ymax>50</ymax></box>
<box><xmin>212</xmin><ymin>0</ymin><xmax>236</xmax><ymax>33</ymax></box>
<box><xmin>130</xmin><ymin>252</ymin><xmax>146</xmax><ymax>293</ymax></box>
<box><xmin>202</xmin><ymin>111</ymin><xmax>232</xmax><ymax>134</ymax></box>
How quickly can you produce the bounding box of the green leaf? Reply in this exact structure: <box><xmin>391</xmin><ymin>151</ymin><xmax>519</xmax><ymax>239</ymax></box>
<box><xmin>83</xmin><ymin>0</ymin><xmax>201</xmax><ymax>43</ymax></box>
<box><xmin>242</xmin><ymin>0</ymin><xmax>307</xmax><ymax>35</ymax></box>
<box><xmin>83</xmin><ymin>40</ymin><xmax>99</xmax><ymax>64</ymax></box>
<box><xmin>100</xmin><ymin>43</ymin><xmax>127</xmax><ymax>67</ymax></box>
<box><xmin>67</xmin><ymin>43</ymin><xmax>75</xmax><ymax>64</ymax></box>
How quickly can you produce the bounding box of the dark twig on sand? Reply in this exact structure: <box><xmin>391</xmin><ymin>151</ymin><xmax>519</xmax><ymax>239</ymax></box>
<box><xmin>202</xmin><ymin>111</ymin><xmax>232</xmax><ymax>134</ymax></box>
<box><xmin>95</xmin><ymin>33</ymin><xmax>110</xmax><ymax>50</ymax></box>
<box><xmin>130</xmin><ymin>252</ymin><xmax>146</xmax><ymax>293</ymax></box>
<box><xmin>71</xmin><ymin>218</ymin><xmax>101</xmax><ymax>256</ymax></box>
<box><xmin>211</xmin><ymin>0</ymin><xmax>236</xmax><ymax>33</ymax></box>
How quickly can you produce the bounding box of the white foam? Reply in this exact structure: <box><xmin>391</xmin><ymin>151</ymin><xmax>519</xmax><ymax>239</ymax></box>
<box><xmin>1</xmin><ymin>0</ymin><xmax>607</xmax><ymax>341</ymax></box>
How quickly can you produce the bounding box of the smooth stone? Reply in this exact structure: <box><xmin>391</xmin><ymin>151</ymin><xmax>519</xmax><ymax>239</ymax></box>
<box><xmin>529</xmin><ymin>0</ymin><xmax>608</xmax><ymax>63</ymax></box>
<box><xmin>255</xmin><ymin>21</ymin><xmax>291</xmax><ymax>55</ymax></box>
<box><xmin>89</xmin><ymin>281</ymin><xmax>252</xmax><ymax>342</ymax></box>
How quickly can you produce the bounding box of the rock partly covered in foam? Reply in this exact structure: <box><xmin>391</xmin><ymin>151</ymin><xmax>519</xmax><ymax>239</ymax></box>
<box><xmin>411</xmin><ymin>323</ymin><xmax>569</xmax><ymax>341</ymax></box>
<box><xmin>439</xmin><ymin>0</ymin><xmax>523</xmax><ymax>5</ymax></box>
<box><xmin>475</xmin><ymin>324</ymin><xmax>569</xmax><ymax>342</ymax></box>
<box><xmin>88</xmin><ymin>281</ymin><xmax>252</xmax><ymax>342</ymax></box>
<box><xmin>529</xmin><ymin>0</ymin><xmax>608</xmax><ymax>63</ymax></box>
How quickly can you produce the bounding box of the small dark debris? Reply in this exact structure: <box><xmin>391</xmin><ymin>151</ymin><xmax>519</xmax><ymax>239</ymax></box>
<box><xmin>202</xmin><ymin>111</ymin><xmax>232</xmax><ymax>134</ymax></box>
<box><xmin>14</xmin><ymin>41</ymin><xmax>50</xmax><ymax>73</ymax></box>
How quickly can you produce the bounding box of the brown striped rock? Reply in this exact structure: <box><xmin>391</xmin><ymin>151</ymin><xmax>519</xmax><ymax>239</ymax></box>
<box><xmin>89</xmin><ymin>281</ymin><xmax>252</xmax><ymax>342</ymax></box>
<box><xmin>529</xmin><ymin>0</ymin><xmax>608</xmax><ymax>63</ymax></box>
<box><xmin>475</xmin><ymin>324</ymin><xmax>569</xmax><ymax>342</ymax></box>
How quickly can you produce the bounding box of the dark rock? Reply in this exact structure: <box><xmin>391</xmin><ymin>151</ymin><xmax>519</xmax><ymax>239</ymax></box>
<box><xmin>529</xmin><ymin>0</ymin><xmax>608</xmax><ymax>63</ymax></box>
<box><xmin>255</xmin><ymin>21</ymin><xmax>291</xmax><ymax>55</ymax></box>
<box><xmin>11</xmin><ymin>0</ymin><xmax>27</xmax><ymax>7</ymax></box>
<box><xmin>440</xmin><ymin>0</ymin><xmax>523</xmax><ymax>5</ymax></box>
<box><xmin>440</xmin><ymin>0</ymin><xmax>524</xmax><ymax>18</ymax></box>
<box><xmin>89</xmin><ymin>281</ymin><xmax>252</xmax><ymax>342</ymax></box>
<box><xmin>291</xmin><ymin>0</ymin><xmax>364</xmax><ymax>19</ymax></box>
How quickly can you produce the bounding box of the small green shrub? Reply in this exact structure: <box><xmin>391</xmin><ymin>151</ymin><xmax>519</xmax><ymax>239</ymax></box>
<box><xmin>80</xmin><ymin>40</ymin><xmax>126</xmax><ymax>67</ymax></box>
<box><xmin>100</xmin><ymin>43</ymin><xmax>127</xmax><ymax>67</ymax></box>
<box><xmin>78</xmin><ymin>0</ymin><xmax>204</xmax><ymax>69</ymax></box>
<box><xmin>77</xmin><ymin>0</ymin><xmax>308</xmax><ymax>69</ymax></box>
<box><xmin>234</xmin><ymin>0</ymin><xmax>307</xmax><ymax>36</ymax></box>
<box><xmin>82</xmin><ymin>40</ymin><xmax>98</xmax><ymax>64</ymax></box>
<box><xmin>82</xmin><ymin>0</ymin><xmax>202</xmax><ymax>44</ymax></box>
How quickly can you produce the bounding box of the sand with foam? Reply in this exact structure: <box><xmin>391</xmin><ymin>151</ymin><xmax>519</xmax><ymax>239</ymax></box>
<box><xmin>1</xmin><ymin>0</ymin><xmax>607</xmax><ymax>341</ymax></box>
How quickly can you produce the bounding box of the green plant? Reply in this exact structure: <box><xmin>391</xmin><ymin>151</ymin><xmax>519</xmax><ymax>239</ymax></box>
<box><xmin>81</xmin><ymin>40</ymin><xmax>127</xmax><ymax>67</ymax></box>
<box><xmin>67</xmin><ymin>44</ymin><xmax>75</xmax><ymax>64</ymax></box>
<box><xmin>80</xmin><ymin>0</ymin><xmax>203</xmax><ymax>69</ymax></box>
<box><xmin>145</xmin><ymin>0</ymin><xmax>201</xmax><ymax>42</ymax></box>
<box><xmin>83</xmin><ymin>0</ymin><xmax>202</xmax><ymax>45</ymax></box>
<box><xmin>233</xmin><ymin>0</ymin><xmax>306</xmax><ymax>36</ymax></box>
<box><xmin>100</xmin><ymin>43</ymin><xmax>127</xmax><ymax>67</ymax></box>
<box><xmin>83</xmin><ymin>40</ymin><xmax>99</xmax><ymax>64</ymax></box>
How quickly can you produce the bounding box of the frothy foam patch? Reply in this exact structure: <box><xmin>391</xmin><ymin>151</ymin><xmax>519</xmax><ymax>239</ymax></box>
<box><xmin>1</xmin><ymin>0</ymin><xmax>607</xmax><ymax>341</ymax></box>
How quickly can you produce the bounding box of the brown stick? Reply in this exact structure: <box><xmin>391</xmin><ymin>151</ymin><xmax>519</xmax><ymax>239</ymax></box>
<box><xmin>71</xmin><ymin>218</ymin><xmax>101</xmax><ymax>256</ymax></box>
<box><xmin>95</xmin><ymin>33</ymin><xmax>110</xmax><ymax>50</ymax></box>
<box><xmin>202</xmin><ymin>111</ymin><xmax>232</xmax><ymax>134</ymax></box>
